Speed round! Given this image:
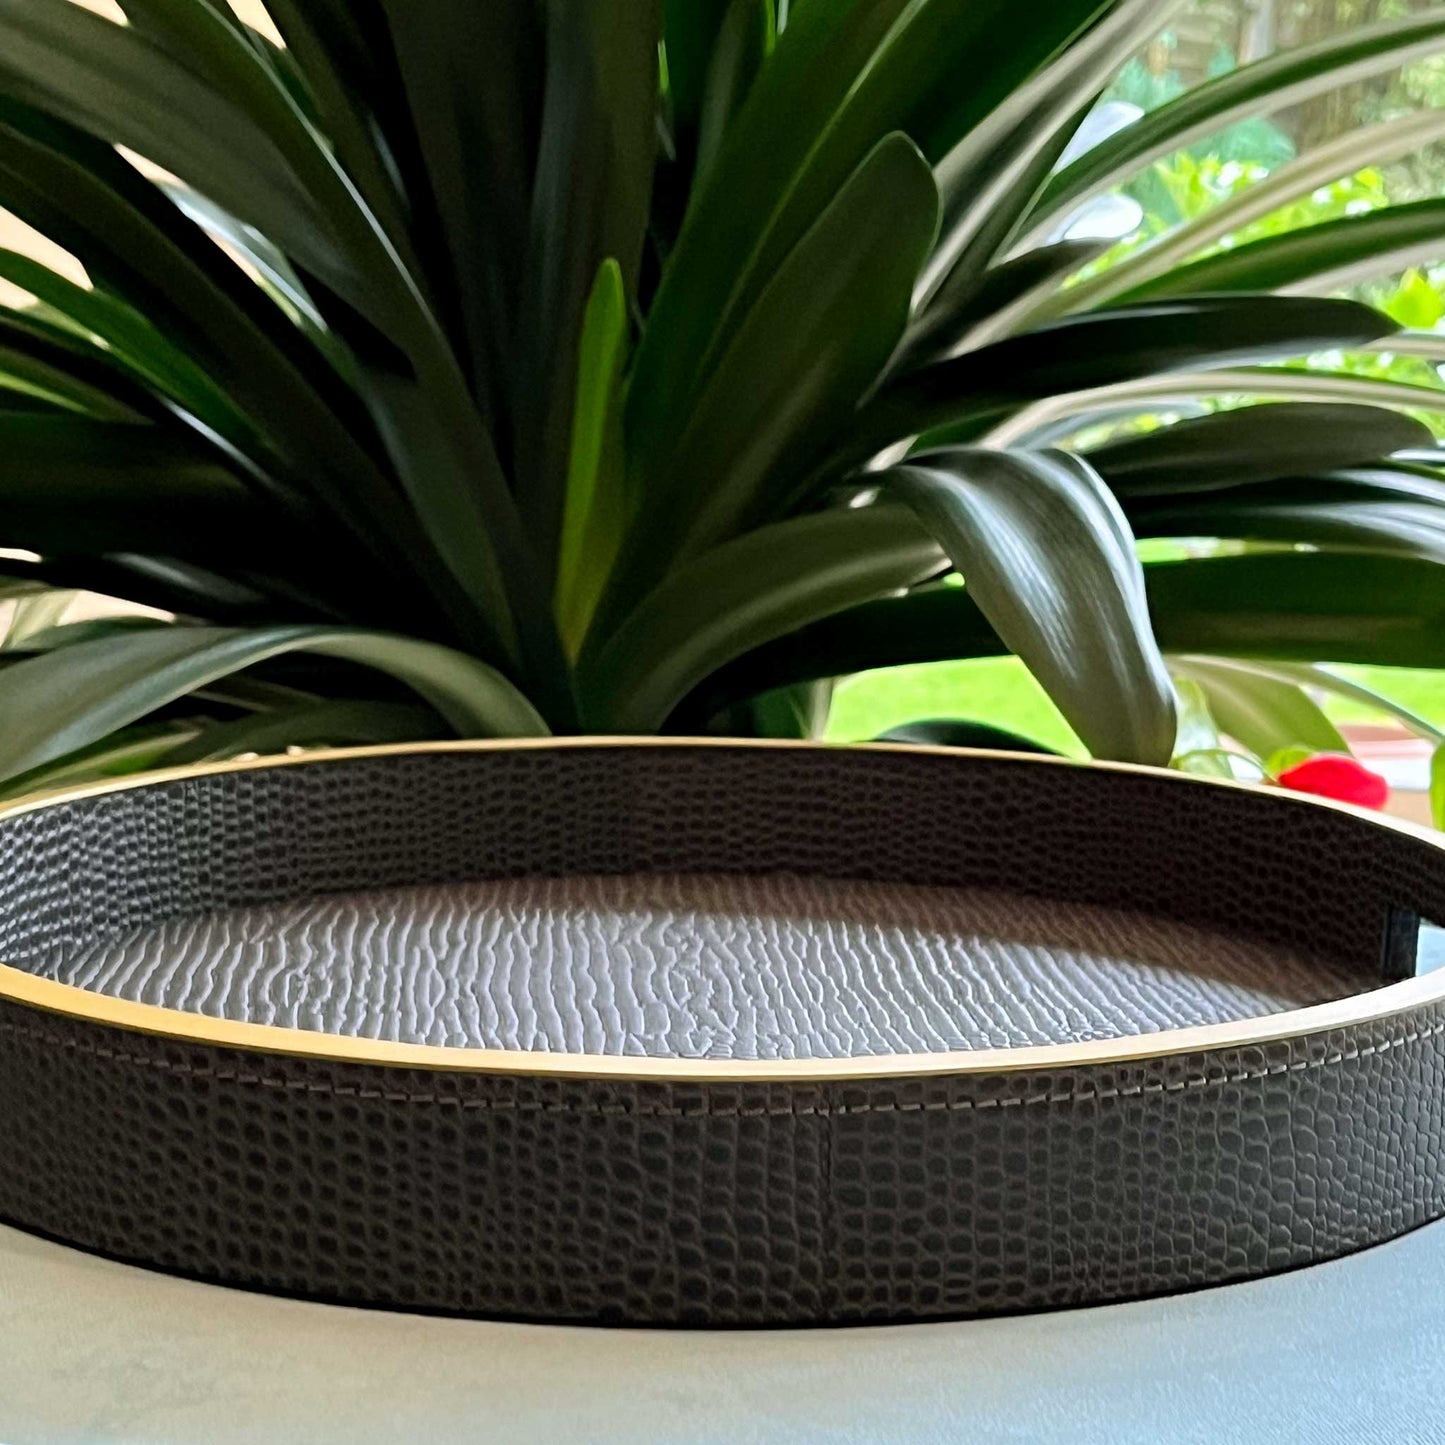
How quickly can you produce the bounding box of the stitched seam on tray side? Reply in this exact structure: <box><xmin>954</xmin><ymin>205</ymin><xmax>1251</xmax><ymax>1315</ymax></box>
<box><xmin>1</xmin><ymin>1013</ymin><xmax>1442</xmax><ymax>1115</ymax></box>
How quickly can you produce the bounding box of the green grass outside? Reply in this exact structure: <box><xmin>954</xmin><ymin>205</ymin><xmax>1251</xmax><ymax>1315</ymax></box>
<box><xmin>825</xmin><ymin>658</ymin><xmax>1445</xmax><ymax>752</ymax></box>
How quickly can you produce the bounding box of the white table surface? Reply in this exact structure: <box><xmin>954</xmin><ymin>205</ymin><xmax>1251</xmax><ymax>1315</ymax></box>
<box><xmin>2</xmin><ymin>1218</ymin><xmax>1444</xmax><ymax>1444</ymax></box>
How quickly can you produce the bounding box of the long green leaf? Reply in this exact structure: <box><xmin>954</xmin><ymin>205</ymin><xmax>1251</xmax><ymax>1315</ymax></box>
<box><xmin>1099</xmin><ymin>552</ymin><xmax>1445</xmax><ymax>669</ymax></box>
<box><xmin>260</xmin><ymin>219</ymin><xmax>557</xmax><ymax>685</ymax></box>
<box><xmin>155</xmin><ymin>699</ymin><xmax>445</xmax><ymax>766</ymax></box>
<box><xmin>878</xmin><ymin>718</ymin><xmax>1061</xmax><ymax>755</ymax></box>
<box><xmin>0</xmin><ymin>100</ymin><xmax>355</xmax><ymax>456</ymax></box>
<box><xmin>1374</xmin><ymin>334</ymin><xmax>1445</xmax><ymax>362</ymax></box>
<box><xmin>842</xmin><ymin>296</ymin><xmax>1394</xmax><ymax>470</ymax></box>
<box><xmin>0</xmin><ymin>414</ymin><xmax>281</xmax><ymax>559</ymax></box>
<box><xmin>886</xmin><ymin>450</ymin><xmax>1176</xmax><ymax>765</ymax></box>
<box><xmin>382</xmin><ymin>0</ymin><xmax>542</xmax><ymax>423</ymax></box>
<box><xmin>1212</xmin><ymin>658</ymin><xmax>1444</xmax><ymax>743</ymax></box>
<box><xmin>25</xmin><ymin>0</ymin><xmax>434</xmax><ymax>340</ymax></box>
<box><xmin>0</xmin><ymin>553</ymin><xmax>270</xmax><ymax>622</ymax></box>
<box><xmin>0</xmin><ymin>625</ymin><xmax>549</xmax><ymax>783</ymax></box>
<box><xmin>0</xmin><ymin>2</ymin><xmax>531</xmax><ymax>650</ymax></box>
<box><xmin>0</xmin><ymin>246</ymin><xmax>278</xmax><ymax>460</ymax></box>
<box><xmin>922</xmin><ymin>0</ymin><xmax>1179</xmax><ymax>298</ymax></box>
<box><xmin>555</xmin><ymin>259</ymin><xmax>629</xmax><ymax>655</ymax></box>
<box><xmin>347</xmin><ymin>361</ymin><xmax>544</xmax><ymax>670</ymax></box>
<box><xmin>0</xmin><ymin>0</ymin><xmax>359</xmax><ymax>304</ymax></box>
<box><xmin>1086</xmin><ymin>404</ymin><xmax>1433</xmax><ymax>497</ymax></box>
<box><xmin>122</xmin><ymin>0</ymin><xmax>257</xmax><ymax>65</ymax></box>
<box><xmin>0</xmin><ymin>553</ymin><xmax>254</xmax><ymax>622</ymax></box>
<box><xmin>1295</xmin><ymin>464</ymin><xmax>1445</xmax><ymax>503</ymax></box>
<box><xmin>0</xmin><ymin>308</ymin><xmax>154</xmax><ymax>420</ymax></box>
<box><xmin>1136</xmin><ymin>494</ymin><xmax>1445</xmax><ymax>566</ymax></box>
<box><xmin>254</xmin><ymin>0</ymin><xmax>403</xmax><ymax>157</ymax></box>
<box><xmin>116</xmin><ymin>0</ymin><xmax>351</xmax><ymax>208</ymax></box>
<box><xmin>1169</xmin><ymin>655</ymin><xmax>1346</xmax><ymax>759</ymax></box>
<box><xmin>678</xmin><ymin>551</ymin><xmax>1445</xmax><ymax>720</ymax></box>
<box><xmin>256</xmin><ymin>0</ymin><xmax>416</xmax><ymax>262</ymax></box>
<box><xmin>664</xmin><ymin>0</ymin><xmax>732</xmax><ymax>134</ymax></box>
<box><xmin>379</xmin><ymin>407</ymin><xmax>565</xmax><ymax>713</ymax></box>
<box><xmin>136</xmin><ymin>0</ymin><xmax>422</xmax><ymax>293</ymax></box>
<box><xmin>0</xmin><ymin>722</ymin><xmax>200</xmax><ymax>800</ymax></box>
<box><xmin>628</xmin><ymin>0</ymin><xmax>1102</xmax><ymax>475</ymax></box>
<box><xmin>101</xmin><ymin>0</ymin><xmax>541</xmax><ymax>483</ymax></box>
<box><xmin>143</xmin><ymin>184</ymin><xmax>343</xmax><ymax>367</ymax></box>
<box><xmin>1020</xmin><ymin>10</ymin><xmax>1445</xmax><ymax>247</ymax></box>
<box><xmin>630</xmin><ymin>0</ymin><xmax>909</xmax><ymax>460</ymax></box>
<box><xmin>513</xmin><ymin>0</ymin><xmax>660</xmax><ymax>571</ymax></box>
<box><xmin>10</xmin><ymin>616</ymin><xmax>172</xmax><ymax>652</ymax></box>
<box><xmin>1061</xmin><ymin>109</ymin><xmax>1445</xmax><ymax>314</ymax></box>
<box><xmin>1116</xmin><ymin>199</ymin><xmax>1445</xmax><ymax>302</ymax></box>
<box><xmin>984</xmin><ymin>367</ymin><xmax>1445</xmax><ymax>448</ymax></box>
<box><xmin>583</xmin><ymin>504</ymin><xmax>944</xmax><ymax>733</ymax></box>
<box><xmin>610</xmin><ymin>133</ymin><xmax>939</xmax><ymax>614</ymax></box>
<box><xmin>694</xmin><ymin>0</ymin><xmax>772</xmax><ymax>186</ymax></box>
<box><xmin>0</xmin><ymin>383</ymin><xmax>71</xmax><ymax>415</ymax></box>
<box><xmin>902</xmin><ymin>239</ymin><xmax>1107</xmax><ymax>369</ymax></box>
<box><xmin>141</xmin><ymin>186</ymin><xmax>335</xmax><ymax>354</ymax></box>
<box><xmin>0</xmin><ymin>97</ymin><xmax>454</xmax><ymax>616</ymax></box>
<box><xmin>4</xmin><ymin>589</ymin><xmax>77</xmax><ymax>648</ymax></box>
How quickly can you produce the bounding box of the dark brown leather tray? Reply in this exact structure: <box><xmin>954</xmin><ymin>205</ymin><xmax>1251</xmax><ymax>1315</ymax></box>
<box><xmin>0</xmin><ymin>739</ymin><xmax>1442</xmax><ymax>1326</ymax></box>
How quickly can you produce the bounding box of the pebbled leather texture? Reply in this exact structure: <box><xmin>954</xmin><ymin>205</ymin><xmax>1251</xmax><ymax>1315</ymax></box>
<box><xmin>0</xmin><ymin>743</ymin><xmax>1443</xmax><ymax>1326</ymax></box>
<box><xmin>35</xmin><ymin>874</ymin><xmax>1363</xmax><ymax>1057</ymax></box>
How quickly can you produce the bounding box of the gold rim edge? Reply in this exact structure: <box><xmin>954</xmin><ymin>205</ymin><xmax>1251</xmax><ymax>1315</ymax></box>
<box><xmin>0</xmin><ymin>736</ymin><xmax>1440</xmax><ymax>1084</ymax></box>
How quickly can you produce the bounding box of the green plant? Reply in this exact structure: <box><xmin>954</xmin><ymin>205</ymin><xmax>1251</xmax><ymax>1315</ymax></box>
<box><xmin>2</xmin><ymin>0</ymin><xmax>1445</xmax><ymax>795</ymax></box>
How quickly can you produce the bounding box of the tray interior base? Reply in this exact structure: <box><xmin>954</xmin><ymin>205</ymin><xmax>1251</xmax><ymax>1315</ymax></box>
<box><xmin>20</xmin><ymin>872</ymin><xmax>1371</xmax><ymax>1060</ymax></box>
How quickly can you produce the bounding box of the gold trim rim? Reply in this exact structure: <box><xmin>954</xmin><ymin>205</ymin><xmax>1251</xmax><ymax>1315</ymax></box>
<box><xmin>0</xmin><ymin>735</ymin><xmax>1440</xmax><ymax>1084</ymax></box>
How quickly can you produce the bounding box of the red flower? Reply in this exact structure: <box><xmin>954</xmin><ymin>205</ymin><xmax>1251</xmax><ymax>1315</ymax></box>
<box><xmin>1276</xmin><ymin>753</ymin><xmax>1389</xmax><ymax>810</ymax></box>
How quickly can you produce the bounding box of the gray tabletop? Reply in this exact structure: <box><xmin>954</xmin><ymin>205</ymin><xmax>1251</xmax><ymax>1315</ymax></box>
<box><xmin>2</xmin><ymin>1219</ymin><xmax>1442</xmax><ymax>1444</ymax></box>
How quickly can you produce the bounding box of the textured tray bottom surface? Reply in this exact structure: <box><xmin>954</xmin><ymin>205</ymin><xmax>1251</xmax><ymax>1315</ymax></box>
<box><xmin>21</xmin><ymin>873</ymin><xmax>1370</xmax><ymax>1059</ymax></box>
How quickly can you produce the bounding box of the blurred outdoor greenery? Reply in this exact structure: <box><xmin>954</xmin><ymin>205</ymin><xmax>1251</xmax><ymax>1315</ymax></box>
<box><xmin>828</xmin><ymin>657</ymin><xmax>1445</xmax><ymax>752</ymax></box>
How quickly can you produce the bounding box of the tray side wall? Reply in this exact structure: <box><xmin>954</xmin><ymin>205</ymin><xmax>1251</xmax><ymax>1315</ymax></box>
<box><xmin>0</xmin><ymin>992</ymin><xmax>1442</xmax><ymax>1324</ymax></box>
<box><xmin>0</xmin><ymin>745</ymin><xmax>1439</xmax><ymax>975</ymax></box>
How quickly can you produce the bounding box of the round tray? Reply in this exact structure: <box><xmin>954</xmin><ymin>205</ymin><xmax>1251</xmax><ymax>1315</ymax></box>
<box><xmin>0</xmin><ymin>738</ymin><xmax>1442</xmax><ymax>1327</ymax></box>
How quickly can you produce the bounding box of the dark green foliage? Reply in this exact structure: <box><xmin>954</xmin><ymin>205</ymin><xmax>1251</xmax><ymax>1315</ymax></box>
<box><xmin>0</xmin><ymin>0</ymin><xmax>1440</xmax><ymax>791</ymax></box>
